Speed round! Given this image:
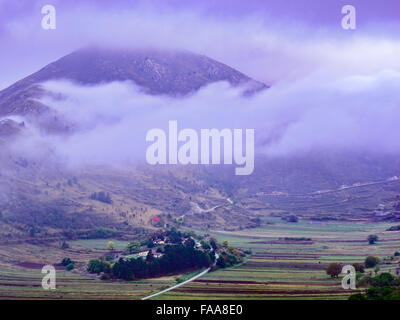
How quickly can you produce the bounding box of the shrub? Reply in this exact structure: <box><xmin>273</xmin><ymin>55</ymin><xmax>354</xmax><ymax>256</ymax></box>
<box><xmin>61</xmin><ymin>257</ymin><xmax>72</xmax><ymax>266</ymax></box>
<box><xmin>368</xmin><ymin>235</ymin><xmax>378</xmax><ymax>245</ymax></box>
<box><xmin>66</xmin><ymin>263</ymin><xmax>74</xmax><ymax>271</ymax></box>
<box><xmin>365</xmin><ymin>256</ymin><xmax>380</xmax><ymax>268</ymax></box>
<box><xmin>348</xmin><ymin>293</ymin><xmax>367</xmax><ymax>300</ymax></box>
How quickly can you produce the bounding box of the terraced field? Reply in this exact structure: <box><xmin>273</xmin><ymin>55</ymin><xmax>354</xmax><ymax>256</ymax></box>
<box><xmin>0</xmin><ymin>238</ymin><xmax>176</xmax><ymax>299</ymax></box>
<box><xmin>155</xmin><ymin>219</ymin><xmax>400</xmax><ymax>300</ymax></box>
<box><xmin>0</xmin><ymin>219</ymin><xmax>399</xmax><ymax>299</ymax></box>
<box><xmin>0</xmin><ymin>266</ymin><xmax>176</xmax><ymax>299</ymax></box>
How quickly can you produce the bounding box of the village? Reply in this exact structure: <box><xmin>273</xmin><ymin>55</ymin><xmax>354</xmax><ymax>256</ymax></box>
<box><xmin>80</xmin><ymin>226</ymin><xmax>245</xmax><ymax>281</ymax></box>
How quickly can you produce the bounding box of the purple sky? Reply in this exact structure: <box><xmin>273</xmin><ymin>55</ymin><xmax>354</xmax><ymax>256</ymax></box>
<box><xmin>1</xmin><ymin>0</ymin><xmax>400</xmax><ymax>89</ymax></box>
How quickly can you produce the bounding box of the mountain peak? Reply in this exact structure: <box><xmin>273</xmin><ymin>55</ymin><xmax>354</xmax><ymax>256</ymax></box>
<box><xmin>0</xmin><ymin>47</ymin><xmax>268</xmax><ymax>136</ymax></box>
<box><xmin>0</xmin><ymin>47</ymin><xmax>267</xmax><ymax>118</ymax></box>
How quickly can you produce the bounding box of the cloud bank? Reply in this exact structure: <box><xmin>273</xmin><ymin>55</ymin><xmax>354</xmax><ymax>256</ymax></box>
<box><xmin>9</xmin><ymin>68</ymin><xmax>400</xmax><ymax>169</ymax></box>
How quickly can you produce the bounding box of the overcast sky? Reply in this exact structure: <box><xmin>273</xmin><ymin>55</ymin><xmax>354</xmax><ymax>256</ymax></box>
<box><xmin>1</xmin><ymin>0</ymin><xmax>400</xmax><ymax>89</ymax></box>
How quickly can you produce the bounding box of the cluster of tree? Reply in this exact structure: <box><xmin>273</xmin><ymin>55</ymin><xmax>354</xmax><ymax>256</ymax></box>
<box><xmin>282</xmin><ymin>237</ymin><xmax>312</xmax><ymax>241</ymax></box>
<box><xmin>165</xmin><ymin>227</ymin><xmax>191</xmax><ymax>244</ymax></box>
<box><xmin>87</xmin><ymin>258</ymin><xmax>111</xmax><ymax>274</ymax></box>
<box><xmin>349</xmin><ymin>273</ymin><xmax>400</xmax><ymax>300</ymax></box>
<box><xmin>89</xmin><ymin>192</ymin><xmax>113</xmax><ymax>204</ymax></box>
<box><xmin>86</xmin><ymin>227</ymin><xmax>118</xmax><ymax>239</ymax></box>
<box><xmin>60</xmin><ymin>257</ymin><xmax>75</xmax><ymax>271</ymax></box>
<box><xmin>89</xmin><ymin>243</ymin><xmax>214</xmax><ymax>280</ymax></box>
<box><xmin>215</xmin><ymin>240</ymin><xmax>244</xmax><ymax>269</ymax></box>
<box><xmin>137</xmin><ymin>227</ymin><xmax>182</xmax><ymax>249</ymax></box>
<box><xmin>326</xmin><ymin>256</ymin><xmax>380</xmax><ymax>278</ymax></box>
<box><xmin>125</xmin><ymin>241</ymin><xmax>141</xmax><ymax>254</ymax></box>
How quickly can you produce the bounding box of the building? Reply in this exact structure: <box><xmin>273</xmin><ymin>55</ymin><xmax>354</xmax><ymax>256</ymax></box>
<box><xmin>153</xmin><ymin>239</ymin><xmax>165</xmax><ymax>245</ymax></box>
<box><xmin>137</xmin><ymin>251</ymin><xmax>149</xmax><ymax>257</ymax></box>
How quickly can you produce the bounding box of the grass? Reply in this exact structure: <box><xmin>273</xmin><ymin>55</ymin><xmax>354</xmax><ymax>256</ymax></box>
<box><xmin>69</xmin><ymin>239</ymin><xmax>130</xmax><ymax>250</ymax></box>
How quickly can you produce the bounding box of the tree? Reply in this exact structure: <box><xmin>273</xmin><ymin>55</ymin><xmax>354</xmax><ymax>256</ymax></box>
<box><xmin>216</xmin><ymin>256</ymin><xmax>226</xmax><ymax>268</ymax></box>
<box><xmin>200</xmin><ymin>240</ymin><xmax>211</xmax><ymax>250</ymax></box>
<box><xmin>368</xmin><ymin>234</ymin><xmax>378</xmax><ymax>245</ymax></box>
<box><xmin>372</xmin><ymin>273</ymin><xmax>395</xmax><ymax>287</ymax></box>
<box><xmin>167</xmin><ymin>227</ymin><xmax>182</xmax><ymax>243</ymax></box>
<box><xmin>146</xmin><ymin>250</ymin><xmax>155</xmax><ymax>263</ymax></box>
<box><xmin>126</xmin><ymin>241</ymin><xmax>141</xmax><ymax>254</ymax></box>
<box><xmin>210</xmin><ymin>238</ymin><xmax>218</xmax><ymax>250</ymax></box>
<box><xmin>61</xmin><ymin>257</ymin><xmax>72</xmax><ymax>266</ymax></box>
<box><xmin>365</xmin><ymin>256</ymin><xmax>380</xmax><ymax>268</ymax></box>
<box><xmin>107</xmin><ymin>241</ymin><xmax>115</xmax><ymax>251</ymax></box>
<box><xmin>326</xmin><ymin>263</ymin><xmax>342</xmax><ymax>278</ymax></box>
<box><xmin>88</xmin><ymin>259</ymin><xmax>109</xmax><ymax>274</ymax></box>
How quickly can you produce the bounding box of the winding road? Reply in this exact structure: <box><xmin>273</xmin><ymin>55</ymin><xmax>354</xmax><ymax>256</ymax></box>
<box><xmin>141</xmin><ymin>267</ymin><xmax>211</xmax><ymax>300</ymax></box>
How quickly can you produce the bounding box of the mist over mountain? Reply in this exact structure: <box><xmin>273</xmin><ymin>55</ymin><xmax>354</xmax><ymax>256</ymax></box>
<box><xmin>0</xmin><ymin>45</ymin><xmax>399</xmax><ymax>238</ymax></box>
<box><xmin>0</xmin><ymin>47</ymin><xmax>267</xmax><ymax>130</ymax></box>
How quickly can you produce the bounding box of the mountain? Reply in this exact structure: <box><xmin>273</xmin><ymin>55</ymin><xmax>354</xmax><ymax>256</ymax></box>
<box><xmin>0</xmin><ymin>47</ymin><xmax>267</xmax><ymax>122</ymax></box>
<box><xmin>0</xmin><ymin>47</ymin><xmax>399</xmax><ymax>241</ymax></box>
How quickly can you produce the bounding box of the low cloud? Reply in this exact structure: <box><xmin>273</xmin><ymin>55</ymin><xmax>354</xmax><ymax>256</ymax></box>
<box><xmin>9</xmin><ymin>68</ymin><xmax>400</xmax><ymax>168</ymax></box>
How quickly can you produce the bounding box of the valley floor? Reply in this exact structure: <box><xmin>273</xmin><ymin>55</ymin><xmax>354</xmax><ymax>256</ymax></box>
<box><xmin>0</xmin><ymin>219</ymin><xmax>399</xmax><ymax>300</ymax></box>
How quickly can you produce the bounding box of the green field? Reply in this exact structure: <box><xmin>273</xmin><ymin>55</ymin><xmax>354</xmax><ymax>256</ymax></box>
<box><xmin>0</xmin><ymin>219</ymin><xmax>399</xmax><ymax>299</ymax></box>
<box><xmin>68</xmin><ymin>238</ymin><xmax>130</xmax><ymax>250</ymax></box>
